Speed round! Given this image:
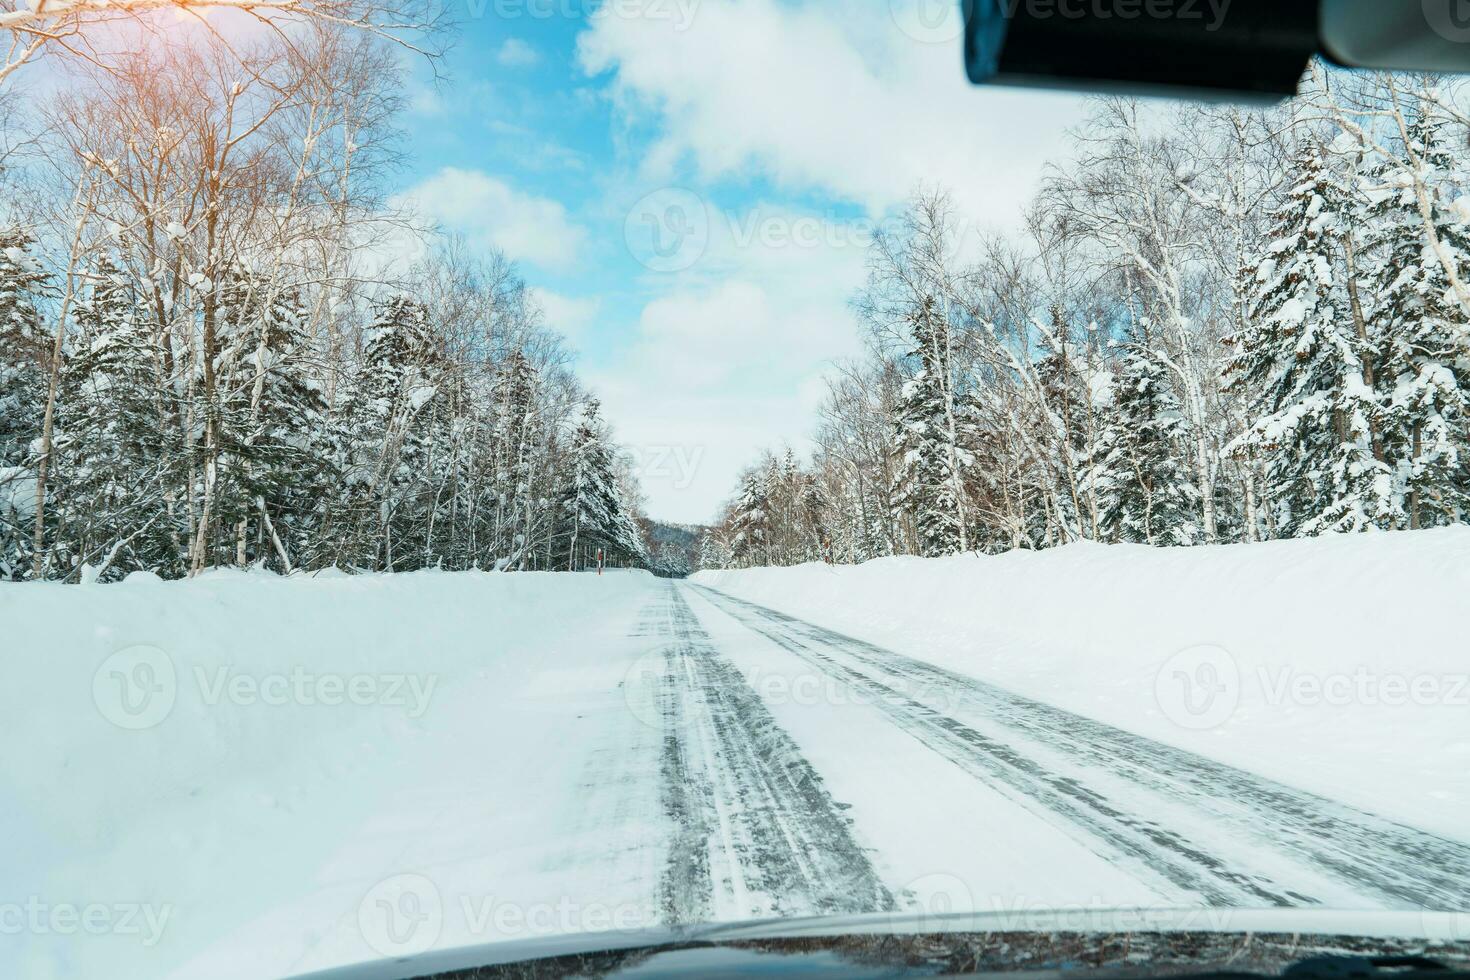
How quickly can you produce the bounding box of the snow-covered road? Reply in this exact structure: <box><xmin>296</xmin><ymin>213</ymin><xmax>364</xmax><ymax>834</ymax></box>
<box><xmin>678</xmin><ymin>582</ymin><xmax>1470</xmax><ymax>913</ymax></box>
<box><xmin>9</xmin><ymin>553</ymin><xmax>1470</xmax><ymax>980</ymax></box>
<box><xmin>641</xmin><ymin>584</ymin><xmax>895</xmax><ymax>923</ymax></box>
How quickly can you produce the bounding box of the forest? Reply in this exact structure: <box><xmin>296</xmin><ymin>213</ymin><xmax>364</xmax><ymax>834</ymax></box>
<box><xmin>0</xmin><ymin>16</ymin><xmax>650</xmax><ymax>582</ymax></box>
<box><xmin>3</xmin><ymin>6</ymin><xmax>1467</xmax><ymax>582</ymax></box>
<box><xmin>702</xmin><ymin>73</ymin><xmax>1470</xmax><ymax>570</ymax></box>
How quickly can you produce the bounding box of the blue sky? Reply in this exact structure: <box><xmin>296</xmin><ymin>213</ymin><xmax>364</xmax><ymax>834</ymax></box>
<box><xmin>390</xmin><ymin>0</ymin><xmax>1092</xmax><ymax>524</ymax></box>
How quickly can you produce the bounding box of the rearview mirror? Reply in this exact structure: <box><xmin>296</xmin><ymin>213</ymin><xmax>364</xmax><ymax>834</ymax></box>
<box><xmin>964</xmin><ymin>0</ymin><xmax>1470</xmax><ymax>100</ymax></box>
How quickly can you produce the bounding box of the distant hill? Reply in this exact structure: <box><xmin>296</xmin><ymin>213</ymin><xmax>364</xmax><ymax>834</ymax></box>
<box><xmin>640</xmin><ymin>520</ymin><xmax>711</xmax><ymax>578</ymax></box>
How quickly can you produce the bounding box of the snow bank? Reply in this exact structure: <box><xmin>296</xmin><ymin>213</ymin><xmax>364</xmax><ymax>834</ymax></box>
<box><xmin>694</xmin><ymin>529</ymin><xmax>1470</xmax><ymax>841</ymax></box>
<box><xmin>0</xmin><ymin>568</ymin><xmax>661</xmax><ymax>980</ymax></box>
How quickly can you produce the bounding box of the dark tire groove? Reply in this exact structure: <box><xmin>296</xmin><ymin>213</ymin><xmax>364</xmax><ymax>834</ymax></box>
<box><xmin>651</xmin><ymin>583</ymin><xmax>896</xmax><ymax>923</ymax></box>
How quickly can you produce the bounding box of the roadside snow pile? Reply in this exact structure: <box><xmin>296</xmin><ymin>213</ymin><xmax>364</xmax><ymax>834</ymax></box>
<box><xmin>694</xmin><ymin>528</ymin><xmax>1470</xmax><ymax>842</ymax></box>
<box><xmin>0</xmin><ymin>568</ymin><xmax>661</xmax><ymax>980</ymax></box>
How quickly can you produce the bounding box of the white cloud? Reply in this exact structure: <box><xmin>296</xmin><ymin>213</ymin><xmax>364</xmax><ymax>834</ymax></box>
<box><xmin>393</xmin><ymin>168</ymin><xmax>585</xmax><ymax>270</ymax></box>
<box><xmin>496</xmin><ymin>38</ymin><xmax>540</xmax><ymax>69</ymax></box>
<box><xmin>405</xmin><ymin>77</ymin><xmax>445</xmax><ymax>117</ymax></box>
<box><xmin>531</xmin><ymin>288</ymin><xmax>602</xmax><ymax>347</ymax></box>
<box><xmin>588</xmin><ymin>204</ymin><xmax>868</xmax><ymax>524</ymax></box>
<box><xmin>578</xmin><ymin>0</ymin><xmax>1090</xmax><ymax>227</ymax></box>
<box><xmin>570</xmin><ymin>0</ymin><xmax>1098</xmax><ymax>521</ymax></box>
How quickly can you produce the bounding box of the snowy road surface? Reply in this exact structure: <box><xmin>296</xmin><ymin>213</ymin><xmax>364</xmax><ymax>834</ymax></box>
<box><xmin>643</xmin><ymin>585</ymin><xmax>896</xmax><ymax>922</ymax></box>
<box><xmin>614</xmin><ymin>581</ymin><xmax>1470</xmax><ymax>921</ymax></box>
<box><xmin>678</xmin><ymin>583</ymin><xmax>1470</xmax><ymax>913</ymax></box>
<box><xmin>12</xmin><ymin>566</ymin><xmax>1470</xmax><ymax>980</ymax></box>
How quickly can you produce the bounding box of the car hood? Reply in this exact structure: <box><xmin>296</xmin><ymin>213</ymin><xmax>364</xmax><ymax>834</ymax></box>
<box><xmin>289</xmin><ymin>907</ymin><xmax>1470</xmax><ymax>980</ymax></box>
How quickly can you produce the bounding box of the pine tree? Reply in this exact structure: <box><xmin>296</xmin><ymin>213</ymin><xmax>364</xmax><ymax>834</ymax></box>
<box><xmin>604</xmin><ymin>486</ymin><xmax>650</xmax><ymax>569</ymax></box>
<box><xmin>55</xmin><ymin>257</ymin><xmax>176</xmax><ymax>578</ymax></box>
<box><xmin>339</xmin><ymin>293</ymin><xmax>438</xmax><ymax>570</ymax></box>
<box><xmin>696</xmin><ymin>530</ymin><xmax>733</xmax><ymax>571</ymax></box>
<box><xmin>558</xmin><ymin>399</ymin><xmax>619</xmax><ymax>570</ymax></box>
<box><xmin>829</xmin><ymin>482</ymin><xmax>876</xmax><ymax>564</ymax></box>
<box><xmin>772</xmin><ymin>454</ymin><xmax>793</xmax><ymax>559</ymax></box>
<box><xmin>1364</xmin><ymin>106</ymin><xmax>1470</xmax><ymax>528</ymax></box>
<box><xmin>1227</xmin><ymin>142</ymin><xmax>1393</xmax><ymax>536</ymax></box>
<box><xmin>419</xmin><ymin>368</ymin><xmax>476</xmax><ymax>569</ymax></box>
<box><xmin>1089</xmin><ymin>343</ymin><xmax>1200</xmax><ymax>545</ymax></box>
<box><xmin>489</xmin><ymin>349</ymin><xmax>538</xmax><ymax>569</ymax></box>
<box><xmin>0</xmin><ymin>227</ymin><xmax>52</xmax><ymax>578</ymax></box>
<box><xmin>891</xmin><ymin>296</ymin><xmax>973</xmax><ymax>556</ymax></box>
<box><xmin>211</xmin><ymin>265</ymin><xmax>333</xmax><ymax>570</ymax></box>
<box><xmin>653</xmin><ymin>540</ymin><xmax>691</xmax><ymax>577</ymax></box>
<box><xmin>729</xmin><ymin>469</ymin><xmax>769</xmax><ymax>568</ymax></box>
<box><xmin>800</xmin><ymin>478</ymin><xmax>829</xmax><ymax>562</ymax></box>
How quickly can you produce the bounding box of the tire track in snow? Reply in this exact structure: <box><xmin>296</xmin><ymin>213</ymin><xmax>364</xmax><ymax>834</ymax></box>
<box><xmin>644</xmin><ymin>583</ymin><xmax>895</xmax><ymax>925</ymax></box>
<box><xmin>690</xmin><ymin>584</ymin><xmax>1470</xmax><ymax>911</ymax></box>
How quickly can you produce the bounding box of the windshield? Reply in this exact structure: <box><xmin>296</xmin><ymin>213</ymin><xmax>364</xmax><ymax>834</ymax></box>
<box><xmin>1</xmin><ymin>3</ymin><xmax>1468</xmax><ymax>980</ymax></box>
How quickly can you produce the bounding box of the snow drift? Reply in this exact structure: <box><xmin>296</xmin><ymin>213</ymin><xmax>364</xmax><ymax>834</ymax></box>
<box><xmin>694</xmin><ymin>528</ymin><xmax>1470</xmax><ymax>842</ymax></box>
<box><xmin>0</xmin><ymin>568</ymin><xmax>664</xmax><ymax>980</ymax></box>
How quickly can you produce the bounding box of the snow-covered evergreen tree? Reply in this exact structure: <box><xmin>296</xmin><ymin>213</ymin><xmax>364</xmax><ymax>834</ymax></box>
<box><xmin>1364</xmin><ymin>106</ymin><xmax>1470</xmax><ymax>528</ymax></box>
<box><xmin>1088</xmin><ymin>343</ymin><xmax>1200</xmax><ymax>546</ymax></box>
<box><xmin>489</xmin><ymin>348</ymin><xmax>539</xmax><ymax>569</ymax></box>
<box><xmin>55</xmin><ymin>257</ymin><xmax>176</xmax><ymax>578</ymax></box>
<box><xmin>729</xmin><ymin>469</ymin><xmax>769</xmax><ymax>568</ymax></box>
<box><xmin>0</xmin><ymin>228</ymin><xmax>51</xmax><ymax>578</ymax></box>
<box><xmin>338</xmin><ymin>293</ymin><xmax>439</xmax><ymax>569</ymax></box>
<box><xmin>891</xmin><ymin>296</ymin><xmax>973</xmax><ymax>556</ymax></box>
<box><xmin>1228</xmin><ymin>142</ymin><xmax>1394</xmax><ymax>536</ymax></box>
<box><xmin>696</xmin><ymin>529</ymin><xmax>733</xmax><ymax>571</ymax></box>
<box><xmin>211</xmin><ymin>265</ymin><xmax>333</xmax><ymax>570</ymax></box>
<box><xmin>558</xmin><ymin>399</ymin><xmax>619</xmax><ymax>570</ymax></box>
<box><xmin>362</xmin><ymin>294</ymin><xmax>434</xmax><ymax>404</ymax></box>
<box><xmin>653</xmin><ymin>540</ymin><xmax>691</xmax><ymax>577</ymax></box>
<box><xmin>800</xmin><ymin>478</ymin><xmax>829</xmax><ymax>562</ymax></box>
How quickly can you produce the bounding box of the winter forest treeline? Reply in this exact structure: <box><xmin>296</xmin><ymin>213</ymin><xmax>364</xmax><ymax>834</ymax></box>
<box><xmin>0</xmin><ymin>27</ymin><xmax>648</xmax><ymax>582</ymax></box>
<box><xmin>704</xmin><ymin>71</ymin><xmax>1470</xmax><ymax>570</ymax></box>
